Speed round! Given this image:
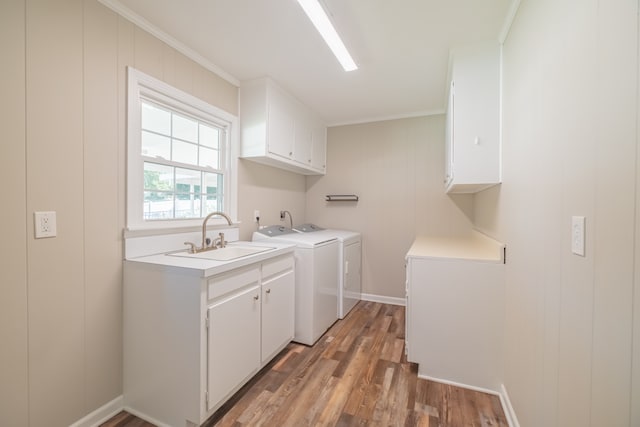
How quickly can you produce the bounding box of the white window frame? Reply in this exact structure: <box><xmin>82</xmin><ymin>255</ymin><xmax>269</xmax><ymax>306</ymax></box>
<box><xmin>127</xmin><ymin>67</ymin><xmax>238</xmax><ymax>231</ymax></box>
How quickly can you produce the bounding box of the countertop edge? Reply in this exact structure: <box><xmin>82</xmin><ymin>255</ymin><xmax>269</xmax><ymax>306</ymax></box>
<box><xmin>406</xmin><ymin>231</ymin><xmax>505</xmax><ymax>263</ymax></box>
<box><xmin>125</xmin><ymin>242</ymin><xmax>296</xmax><ymax>277</ymax></box>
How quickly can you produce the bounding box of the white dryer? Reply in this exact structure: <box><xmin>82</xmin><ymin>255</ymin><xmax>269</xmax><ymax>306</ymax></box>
<box><xmin>293</xmin><ymin>224</ymin><xmax>362</xmax><ymax>319</ymax></box>
<box><xmin>253</xmin><ymin>226</ymin><xmax>339</xmax><ymax>345</ymax></box>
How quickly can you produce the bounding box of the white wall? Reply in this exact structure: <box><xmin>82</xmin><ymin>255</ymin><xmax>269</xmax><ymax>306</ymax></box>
<box><xmin>0</xmin><ymin>1</ymin><xmax>28</xmax><ymax>426</ymax></box>
<box><xmin>306</xmin><ymin>116</ymin><xmax>474</xmax><ymax>299</ymax></box>
<box><xmin>237</xmin><ymin>159</ymin><xmax>306</xmax><ymax>241</ymax></box>
<box><xmin>475</xmin><ymin>0</ymin><xmax>639</xmax><ymax>425</ymax></box>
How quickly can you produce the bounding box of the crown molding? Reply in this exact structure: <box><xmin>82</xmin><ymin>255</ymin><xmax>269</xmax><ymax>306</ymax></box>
<box><xmin>97</xmin><ymin>0</ymin><xmax>240</xmax><ymax>87</ymax></box>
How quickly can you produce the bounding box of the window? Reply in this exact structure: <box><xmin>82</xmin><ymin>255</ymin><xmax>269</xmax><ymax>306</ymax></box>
<box><xmin>127</xmin><ymin>68</ymin><xmax>237</xmax><ymax>230</ymax></box>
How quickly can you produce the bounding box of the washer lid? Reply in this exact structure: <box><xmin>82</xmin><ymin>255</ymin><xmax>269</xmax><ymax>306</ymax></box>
<box><xmin>293</xmin><ymin>223</ymin><xmax>325</xmax><ymax>232</ymax></box>
<box><xmin>254</xmin><ymin>225</ymin><xmax>298</xmax><ymax>237</ymax></box>
<box><xmin>259</xmin><ymin>232</ymin><xmax>337</xmax><ymax>248</ymax></box>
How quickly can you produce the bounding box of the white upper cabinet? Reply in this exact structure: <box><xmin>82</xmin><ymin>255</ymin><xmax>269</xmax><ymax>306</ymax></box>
<box><xmin>240</xmin><ymin>77</ymin><xmax>327</xmax><ymax>175</ymax></box>
<box><xmin>445</xmin><ymin>42</ymin><xmax>501</xmax><ymax>193</ymax></box>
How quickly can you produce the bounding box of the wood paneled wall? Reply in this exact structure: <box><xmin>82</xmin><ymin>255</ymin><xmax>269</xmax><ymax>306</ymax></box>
<box><xmin>0</xmin><ymin>1</ymin><xmax>244</xmax><ymax>425</ymax></box>
<box><xmin>474</xmin><ymin>0</ymin><xmax>640</xmax><ymax>425</ymax></box>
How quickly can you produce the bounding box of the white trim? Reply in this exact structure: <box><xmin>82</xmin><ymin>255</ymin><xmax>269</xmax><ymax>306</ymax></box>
<box><xmin>500</xmin><ymin>383</ymin><xmax>521</xmax><ymax>427</ymax></box>
<box><xmin>123</xmin><ymin>406</ymin><xmax>174</xmax><ymax>427</ymax></box>
<box><xmin>417</xmin><ymin>376</ymin><xmax>519</xmax><ymax>427</ymax></box>
<box><xmin>97</xmin><ymin>0</ymin><xmax>240</xmax><ymax>87</ymax></box>
<box><xmin>418</xmin><ymin>373</ymin><xmax>500</xmax><ymax>395</ymax></box>
<box><xmin>327</xmin><ymin>109</ymin><xmax>445</xmax><ymax>128</ymax></box>
<box><xmin>498</xmin><ymin>0</ymin><xmax>522</xmax><ymax>44</ymax></box>
<box><xmin>360</xmin><ymin>293</ymin><xmax>406</xmax><ymax>306</ymax></box>
<box><xmin>69</xmin><ymin>396</ymin><xmax>123</xmax><ymax>427</ymax></box>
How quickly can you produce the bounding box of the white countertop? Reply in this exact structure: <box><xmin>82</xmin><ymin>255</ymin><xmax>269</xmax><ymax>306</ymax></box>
<box><xmin>406</xmin><ymin>231</ymin><xmax>505</xmax><ymax>263</ymax></box>
<box><xmin>125</xmin><ymin>241</ymin><xmax>296</xmax><ymax>277</ymax></box>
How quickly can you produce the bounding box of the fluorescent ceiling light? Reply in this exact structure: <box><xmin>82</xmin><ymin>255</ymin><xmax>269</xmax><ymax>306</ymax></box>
<box><xmin>296</xmin><ymin>0</ymin><xmax>358</xmax><ymax>72</ymax></box>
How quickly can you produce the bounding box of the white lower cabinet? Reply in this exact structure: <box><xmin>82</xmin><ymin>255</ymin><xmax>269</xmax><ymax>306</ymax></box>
<box><xmin>405</xmin><ymin>234</ymin><xmax>505</xmax><ymax>392</ymax></box>
<box><xmin>124</xmin><ymin>253</ymin><xmax>294</xmax><ymax>427</ymax></box>
<box><xmin>261</xmin><ymin>257</ymin><xmax>295</xmax><ymax>363</ymax></box>
<box><xmin>207</xmin><ymin>282</ymin><xmax>261</xmax><ymax>412</ymax></box>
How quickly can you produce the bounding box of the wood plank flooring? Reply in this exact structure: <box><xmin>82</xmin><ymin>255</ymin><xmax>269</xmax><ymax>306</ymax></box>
<box><xmin>102</xmin><ymin>302</ymin><xmax>508</xmax><ymax>427</ymax></box>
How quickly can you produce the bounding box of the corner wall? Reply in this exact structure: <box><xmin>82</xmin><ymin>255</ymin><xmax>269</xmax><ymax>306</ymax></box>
<box><xmin>306</xmin><ymin>116</ymin><xmax>474</xmax><ymax>299</ymax></box>
<box><xmin>474</xmin><ymin>0</ymin><xmax>639</xmax><ymax>425</ymax></box>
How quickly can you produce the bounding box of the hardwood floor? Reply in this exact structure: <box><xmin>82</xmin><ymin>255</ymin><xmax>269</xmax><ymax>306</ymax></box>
<box><xmin>102</xmin><ymin>302</ymin><xmax>508</xmax><ymax>427</ymax></box>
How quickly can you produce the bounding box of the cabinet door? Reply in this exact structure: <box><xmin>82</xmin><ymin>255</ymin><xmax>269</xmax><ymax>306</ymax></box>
<box><xmin>310</xmin><ymin>122</ymin><xmax>327</xmax><ymax>172</ymax></box>
<box><xmin>445</xmin><ymin>81</ymin><xmax>454</xmax><ymax>187</ymax></box>
<box><xmin>267</xmin><ymin>88</ymin><xmax>294</xmax><ymax>159</ymax></box>
<box><xmin>207</xmin><ymin>285</ymin><xmax>260</xmax><ymax>411</ymax></box>
<box><xmin>261</xmin><ymin>269</ymin><xmax>294</xmax><ymax>363</ymax></box>
<box><xmin>343</xmin><ymin>241</ymin><xmax>361</xmax><ymax>317</ymax></box>
<box><xmin>293</xmin><ymin>108</ymin><xmax>313</xmax><ymax>166</ymax></box>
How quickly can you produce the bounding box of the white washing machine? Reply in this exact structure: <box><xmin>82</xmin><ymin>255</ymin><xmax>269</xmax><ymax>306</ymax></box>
<box><xmin>293</xmin><ymin>224</ymin><xmax>362</xmax><ymax>319</ymax></box>
<box><xmin>253</xmin><ymin>226</ymin><xmax>339</xmax><ymax>345</ymax></box>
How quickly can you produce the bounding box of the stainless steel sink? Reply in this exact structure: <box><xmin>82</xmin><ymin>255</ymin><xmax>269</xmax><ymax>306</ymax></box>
<box><xmin>167</xmin><ymin>245</ymin><xmax>274</xmax><ymax>261</ymax></box>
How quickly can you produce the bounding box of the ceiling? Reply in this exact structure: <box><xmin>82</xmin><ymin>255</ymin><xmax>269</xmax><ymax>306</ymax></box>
<box><xmin>106</xmin><ymin>0</ymin><xmax>512</xmax><ymax>126</ymax></box>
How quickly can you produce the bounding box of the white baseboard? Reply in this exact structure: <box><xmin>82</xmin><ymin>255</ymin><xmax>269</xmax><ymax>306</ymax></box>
<box><xmin>360</xmin><ymin>293</ymin><xmax>405</xmax><ymax>306</ymax></box>
<box><xmin>123</xmin><ymin>406</ymin><xmax>174</xmax><ymax>427</ymax></box>
<box><xmin>417</xmin><ymin>375</ymin><xmax>519</xmax><ymax>427</ymax></box>
<box><xmin>69</xmin><ymin>395</ymin><xmax>123</xmax><ymax>427</ymax></box>
<box><xmin>500</xmin><ymin>384</ymin><xmax>521</xmax><ymax>427</ymax></box>
<box><xmin>417</xmin><ymin>373</ymin><xmax>500</xmax><ymax>396</ymax></box>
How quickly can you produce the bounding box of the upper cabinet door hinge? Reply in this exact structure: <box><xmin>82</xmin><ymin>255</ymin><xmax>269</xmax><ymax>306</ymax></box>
<box><xmin>205</xmin><ymin>313</ymin><xmax>210</xmax><ymax>331</ymax></box>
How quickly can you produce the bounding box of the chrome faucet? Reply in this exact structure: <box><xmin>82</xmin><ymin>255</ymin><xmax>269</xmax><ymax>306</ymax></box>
<box><xmin>201</xmin><ymin>211</ymin><xmax>233</xmax><ymax>251</ymax></box>
<box><xmin>280</xmin><ymin>210</ymin><xmax>293</xmax><ymax>229</ymax></box>
<box><xmin>183</xmin><ymin>212</ymin><xmax>232</xmax><ymax>253</ymax></box>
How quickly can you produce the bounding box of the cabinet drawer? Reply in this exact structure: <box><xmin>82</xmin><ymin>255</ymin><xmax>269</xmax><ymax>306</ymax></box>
<box><xmin>262</xmin><ymin>255</ymin><xmax>294</xmax><ymax>279</ymax></box>
<box><xmin>208</xmin><ymin>266</ymin><xmax>260</xmax><ymax>301</ymax></box>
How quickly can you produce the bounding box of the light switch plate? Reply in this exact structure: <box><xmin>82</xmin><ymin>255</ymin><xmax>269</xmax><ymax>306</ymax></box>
<box><xmin>571</xmin><ymin>216</ymin><xmax>585</xmax><ymax>256</ymax></box>
<box><xmin>34</xmin><ymin>211</ymin><xmax>57</xmax><ymax>238</ymax></box>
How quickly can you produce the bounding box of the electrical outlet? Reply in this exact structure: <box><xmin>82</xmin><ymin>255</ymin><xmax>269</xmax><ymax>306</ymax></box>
<box><xmin>254</xmin><ymin>210</ymin><xmax>260</xmax><ymax>222</ymax></box>
<box><xmin>34</xmin><ymin>211</ymin><xmax>57</xmax><ymax>238</ymax></box>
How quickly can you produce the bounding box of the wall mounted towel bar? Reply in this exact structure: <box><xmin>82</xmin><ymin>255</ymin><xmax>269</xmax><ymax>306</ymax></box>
<box><xmin>325</xmin><ymin>194</ymin><xmax>359</xmax><ymax>202</ymax></box>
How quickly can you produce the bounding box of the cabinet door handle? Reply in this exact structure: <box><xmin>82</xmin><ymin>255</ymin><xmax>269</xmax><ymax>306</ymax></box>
<box><xmin>266</xmin><ymin>288</ymin><xmax>271</xmax><ymax>294</ymax></box>
<box><xmin>254</xmin><ymin>295</ymin><xmax>259</xmax><ymax>301</ymax></box>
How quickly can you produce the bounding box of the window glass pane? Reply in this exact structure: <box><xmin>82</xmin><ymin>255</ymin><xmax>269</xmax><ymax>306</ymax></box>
<box><xmin>173</xmin><ymin>113</ymin><xmax>198</xmax><ymax>143</ymax></box>
<box><xmin>141</xmin><ymin>131</ymin><xmax>170</xmax><ymax>159</ymax></box>
<box><xmin>175</xmin><ymin>194</ymin><xmax>201</xmax><ymax>219</ymax></box>
<box><xmin>175</xmin><ymin>168</ymin><xmax>200</xmax><ymax>193</ymax></box>
<box><xmin>175</xmin><ymin>183</ymin><xmax>191</xmax><ymax>200</ymax></box>
<box><xmin>172</xmin><ymin>140</ymin><xmax>198</xmax><ymax>165</ymax></box>
<box><xmin>143</xmin><ymin>191</ymin><xmax>173</xmax><ymax>220</ymax></box>
<box><xmin>199</xmin><ymin>147</ymin><xmax>218</xmax><ymax>169</ymax></box>
<box><xmin>175</xmin><ymin>168</ymin><xmax>201</xmax><ymax>218</ymax></box>
<box><xmin>203</xmin><ymin>172</ymin><xmax>222</xmax><ymax>215</ymax></box>
<box><xmin>199</xmin><ymin>124</ymin><xmax>219</xmax><ymax>149</ymax></box>
<box><xmin>204</xmin><ymin>172</ymin><xmax>220</xmax><ymax>198</ymax></box>
<box><xmin>143</xmin><ymin>162</ymin><xmax>173</xmax><ymax>191</ymax></box>
<box><xmin>203</xmin><ymin>197</ymin><xmax>219</xmax><ymax>215</ymax></box>
<box><xmin>141</xmin><ymin>102</ymin><xmax>171</xmax><ymax>135</ymax></box>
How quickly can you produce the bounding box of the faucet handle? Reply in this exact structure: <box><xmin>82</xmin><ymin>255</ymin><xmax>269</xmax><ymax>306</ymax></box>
<box><xmin>217</xmin><ymin>232</ymin><xmax>226</xmax><ymax>248</ymax></box>
<box><xmin>184</xmin><ymin>241</ymin><xmax>197</xmax><ymax>254</ymax></box>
